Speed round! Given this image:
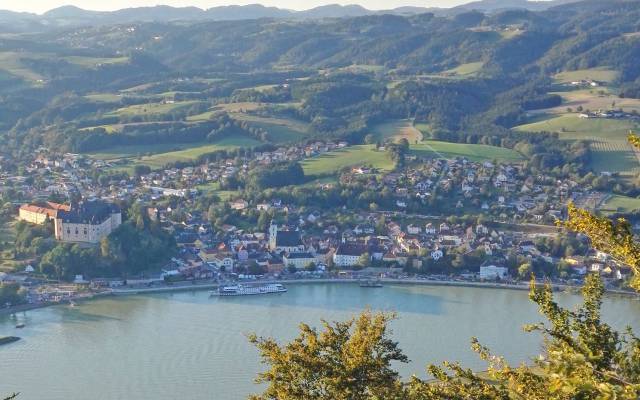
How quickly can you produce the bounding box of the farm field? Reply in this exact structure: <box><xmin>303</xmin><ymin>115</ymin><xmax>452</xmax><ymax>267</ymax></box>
<box><xmin>410</xmin><ymin>140</ymin><xmax>524</xmax><ymax>162</ymax></box>
<box><xmin>513</xmin><ymin>113</ymin><xmax>640</xmax><ymax>173</ymax></box>
<box><xmin>229</xmin><ymin>113</ymin><xmax>310</xmax><ymax>143</ymax></box>
<box><xmin>84</xmin><ymin>93</ymin><xmax>123</xmax><ymax>103</ymax></box>
<box><xmin>87</xmin><ymin>141</ymin><xmax>222</xmax><ymax>160</ymax></box>
<box><xmin>538</xmin><ymin>88</ymin><xmax>640</xmax><ymax>115</ymax></box>
<box><xmin>105</xmin><ymin>100</ymin><xmax>203</xmax><ymax>118</ymax></box>
<box><xmin>442</xmin><ymin>62</ymin><xmax>484</xmax><ymax>76</ymax></box>
<box><xmin>0</xmin><ymin>51</ymin><xmax>43</xmax><ymax>83</ymax></box>
<box><xmin>599</xmin><ymin>194</ymin><xmax>640</xmax><ymax>215</ymax></box>
<box><xmin>90</xmin><ymin>136</ymin><xmax>261</xmax><ymax>171</ymax></box>
<box><xmin>64</xmin><ymin>56</ymin><xmax>128</xmax><ymax>67</ymax></box>
<box><xmin>553</xmin><ymin>67</ymin><xmax>619</xmax><ymax>84</ymax></box>
<box><xmin>301</xmin><ymin>145</ymin><xmax>394</xmax><ymax>175</ymax></box>
<box><xmin>125</xmin><ymin>136</ymin><xmax>262</xmax><ymax>169</ymax></box>
<box><xmin>370</xmin><ymin>120</ymin><xmax>423</xmax><ymax>143</ymax></box>
<box><xmin>79</xmin><ymin>121</ymin><xmax>178</xmax><ymax>134</ymax></box>
<box><xmin>421</xmin><ymin>62</ymin><xmax>484</xmax><ymax>79</ymax></box>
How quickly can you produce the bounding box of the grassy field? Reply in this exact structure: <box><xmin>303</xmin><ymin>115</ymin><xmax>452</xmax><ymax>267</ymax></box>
<box><xmin>87</xmin><ymin>142</ymin><xmax>224</xmax><ymax>160</ymax></box>
<box><xmin>554</xmin><ymin>67</ymin><xmax>619</xmax><ymax>84</ymax></box>
<box><xmin>0</xmin><ymin>52</ymin><xmax>128</xmax><ymax>84</ymax></box>
<box><xmin>442</xmin><ymin>62</ymin><xmax>484</xmax><ymax>76</ymax></box>
<box><xmin>514</xmin><ymin>113</ymin><xmax>640</xmax><ymax>173</ymax></box>
<box><xmin>410</xmin><ymin>140</ymin><xmax>524</xmax><ymax>162</ymax></box>
<box><xmin>301</xmin><ymin>145</ymin><xmax>394</xmax><ymax>175</ymax></box>
<box><xmin>85</xmin><ymin>93</ymin><xmax>123</xmax><ymax>103</ymax></box>
<box><xmin>105</xmin><ymin>101</ymin><xmax>203</xmax><ymax>118</ymax></box>
<box><xmin>123</xmin><ymin>136</ymin><xmax>262</xmax><ymax>169</ymax></box>
<box><xmin>540</xmin><ymin>88</ymin><xmax>640</xmax><ymax>115</ymax></box>
<box><xmin>370</xmin><ymin>120</ymin><xmax>423</xmax><ymax>143</ymax></box>
<box><xmin>64</xmin><ymin>56</ymin><xmax>128</xmax><ymax>68</ymax></box>
<box><xmin>229</xmin><ymin>113</ymin><xmax>310</xmax><ymax>143</ymax></box>
<box><xmin>0</xmin><ymin>51</ymin><xmax>43</xmax><ymax>83</ymax></box>
<box><xmin>79</xmin><ymin>121</ymin><xmax>180</xmax><ymax>134</ymax></box>
<box><xmin>599</xmin><ymin>195</ymin><xmax>640</xmax><ymax>214</ymax></box>
<box><xmin>88</xmin><ymin>135</ymin><xmax>262</xmax><ymax>171</ymax></box>
<box><xmin>194</xmin><ymin>184</ymin><xmax>239</xmax><ymax>200</ymax></box>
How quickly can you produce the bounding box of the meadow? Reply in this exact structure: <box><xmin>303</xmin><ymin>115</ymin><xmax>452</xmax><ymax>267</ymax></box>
<box><xmin>599</xmin><ymin>194</ymin><xmax>640</xmax><ymax>215</ymax></box>
<box><xmin>105</xmin><ymin>100</ymin><xmax>203</xmax><ymax>118</ymax></box>
<box><xmin>301</xmin><ymin>145</ymin><xmax>395</xmax><ymax>175</ymax></box>
<box><xmin>0</xmin><ymin>51</ymin><xmax>43</xmax><ymax>83</ymax></box>
<box><xmin>514</xmin><ymin>113</ymin><xmax>640</xmax><ymax>173</ymax></box>
<box><xmin>370</xmin><ymin>120</ymin><xmax>423</xmax><ymax>143</ymax></box>
<box><xmin>410</xmin><ymin>140</ymin><xmax>524</xmax><ymax>162</ymax></box>
<box><xmin>540</xmin><ymin>89</ymin><xmax>640</xmax><ymax>115</ymax></box>
<box><xmin>89</xmin><ymin>136</ymin><xmax>261</xmax><ymax>171</ymax></box>
<box><xmin>420</xmin><ymin>62</ymin><xmax>484</xmax><ymax>80</ymax></box>
<box><xmin>553</xmin><ymin>67</ymin><xmax>619</xmax><ymax>84</ymax></box>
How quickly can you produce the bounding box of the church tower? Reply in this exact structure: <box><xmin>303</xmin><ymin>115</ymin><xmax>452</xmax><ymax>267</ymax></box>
<box><xmin>269</xmin><ymin>221</ymin><xmax>278</xmax><ymax>251</ymax></box>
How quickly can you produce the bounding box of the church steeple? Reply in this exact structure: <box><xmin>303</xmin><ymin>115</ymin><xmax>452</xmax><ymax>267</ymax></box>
<box><xmin>269</xmin><ymin>220</ymin><xmax>278</xmax><ymax>251</ymax></box>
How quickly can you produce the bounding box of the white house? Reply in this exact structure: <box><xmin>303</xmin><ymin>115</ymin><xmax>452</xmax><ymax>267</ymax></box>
<box><xmin>333</xmin><ymin>244</ymin><xmax>366</xmax><ymax>267</ymax></box>
<box><xmin>479</xmin><ymin>265</ymin><xmax>508</xmax><ymax>280</ymax></box>
<box><xmin>283</xmin><ymin>252</ymin><xmax>316</xmax><ymax>269</ymax></box>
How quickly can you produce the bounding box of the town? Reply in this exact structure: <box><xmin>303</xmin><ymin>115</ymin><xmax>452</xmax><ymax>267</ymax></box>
<box><xmin>0</xmin><ymin>136</ymin><xmax>633</xmax><ymax>308</ymax></box>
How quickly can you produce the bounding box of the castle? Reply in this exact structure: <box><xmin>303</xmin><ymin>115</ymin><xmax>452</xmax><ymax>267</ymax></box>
<box><xmin>18</xmin><ymin>200</ymin><xmax>121</xmax><ymax>244</ymax></box>
<box><xmin>54</xmin><ymin>200</ymin><xmax>121</xmax><ymax>244</ymax></box>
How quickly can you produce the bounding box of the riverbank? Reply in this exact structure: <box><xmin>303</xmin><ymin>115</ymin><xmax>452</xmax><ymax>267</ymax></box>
<box><xmin>2</xmin><ymin>278</ymin><xmax>636</xmax><ymax>317</ymax></box>
<box><xmin>0</xmin><ymin>291</ymin><xmax>111</xmax><ymax>317</ymax></box>
<box><xmin>111</xmin><ymin>277</ymin><xmax>640</xmax><ymax>298</ymax></box>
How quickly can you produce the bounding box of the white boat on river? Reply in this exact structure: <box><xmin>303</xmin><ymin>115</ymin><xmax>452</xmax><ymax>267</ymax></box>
<box><xmin>212</xmin><ymin>283</ymin><xmax>287</xmax><ymax>296</ymax></box>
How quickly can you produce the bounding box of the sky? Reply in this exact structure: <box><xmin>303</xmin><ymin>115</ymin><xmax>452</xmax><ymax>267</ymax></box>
<box><xmin>1</xmin><ymin>0</ymin><xmax>479</xmax><ymax>14</ymax></box>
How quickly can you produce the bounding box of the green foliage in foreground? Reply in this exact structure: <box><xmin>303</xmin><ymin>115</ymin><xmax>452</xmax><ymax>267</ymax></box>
<box><xmin>248</xmin><ymin>135</ymin><xmax>640</xmax><ymax>400</ymax></box>
<box><xmin>251</xmin><ymin>275</ymin><xmax>640</xmax><ymax>399</ymax></box>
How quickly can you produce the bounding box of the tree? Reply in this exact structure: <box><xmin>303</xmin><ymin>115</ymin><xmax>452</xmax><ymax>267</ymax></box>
<box><xmin>249</xmin><ymin>311</ymin><xmax>408</xmax><ymax>400</ymax></box>
<box><xmin>358</xmin><ymin>252</ymin><xmax>371</xmax><ymax>268</ymax></box>
<box><xmin>249</xmin><ymin>150</ymin><xmax>640</xmax><ymax>399</ymax></box>
<box><xmin>133</xmin><ymin>165</ymin><xmax>151</xmax><ymax>177</ymax></box>
<box><xmin>517</xmin><ymin>262</ymin><xmax>532</xmax><ymax>280</ymax></box>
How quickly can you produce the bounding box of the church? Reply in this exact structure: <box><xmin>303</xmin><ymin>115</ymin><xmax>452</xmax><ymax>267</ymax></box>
<box><xmin>268</xmin><ymin>222</ymin><xmax>305</xmax><ymax>253</ymax></box>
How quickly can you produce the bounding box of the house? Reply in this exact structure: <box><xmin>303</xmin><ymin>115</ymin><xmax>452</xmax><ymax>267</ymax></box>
<box><xmin>407</xmin><ymin>224</ymin><xmax>422</xmax><ymax>235</ymax></box>
<box><xmin>230</xmin><ymin>199</ymin><xmax>248</xmax><ymax>210</ymax></box>
<box><xmin>479</xmin><ymin>265</ymin><xmax>508</xmax><ymax>280</ymax></box>
<box><xmin>256</xmin><ymin>203</ymin><xmax>270</xmax><ymax>211</ymax></box>
<box><xmin>283</xmin><ymin>252</ymin><xmax>316</xmax><ymax>269</ymax></box>
<box><xmin>54</xmin><ymin>200</ymin><xmax>121</xmax><ymax>244</ymax></box>
<box><xmin>333</xmin><ymin>243</ymin><xmax>366</xmax><ymax>267</ymax></box>
<box><xmin>19</xmin><ymin>201</ymin><xmax>70</xmax><ymax>224</ymax></box>
<box><xmin>199</xmin><ymin>247</ymin><xmax>234</xmax><ymax>269</ymax></box>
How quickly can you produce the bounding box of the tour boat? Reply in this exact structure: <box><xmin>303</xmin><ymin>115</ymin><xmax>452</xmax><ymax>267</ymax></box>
<box><xmin>211</xmin><ymin>283</ymin><xmax>287</xmax><ymax>296</ymax></box>
<box><xmin>15</xmin><ymin>323</ymin><xmax>25</xmax><ymax>329</ymax></box>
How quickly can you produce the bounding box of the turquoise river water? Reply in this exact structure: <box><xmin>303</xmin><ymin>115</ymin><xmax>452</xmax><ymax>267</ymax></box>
<box><xmin>1</xmin><ymin>283</ymin><xmax>640</xmax><ymax>399</ymax></box>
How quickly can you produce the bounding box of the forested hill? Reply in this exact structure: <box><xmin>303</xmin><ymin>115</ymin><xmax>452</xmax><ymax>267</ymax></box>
<box><xmin>0</xmin><ymin>0</ymin><xmax>639</xmax><ymax>162</ymax></box>
<box><xmin>0</xmin><ymin>0</ymin><xmax>580</xmax><ymax>31</ymax></box>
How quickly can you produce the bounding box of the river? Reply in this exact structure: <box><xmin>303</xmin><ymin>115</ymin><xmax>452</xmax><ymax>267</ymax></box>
<box><xmin>1</xmin><ymin>283</ymin><xmax>640</xmax><ymax>399</ymax></box>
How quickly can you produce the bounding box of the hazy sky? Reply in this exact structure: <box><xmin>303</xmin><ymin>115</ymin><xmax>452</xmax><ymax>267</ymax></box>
<box><xmin>2</xmin><ymin>0</ymin><xmax>478</xmax><ymax>14</ymax></box>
